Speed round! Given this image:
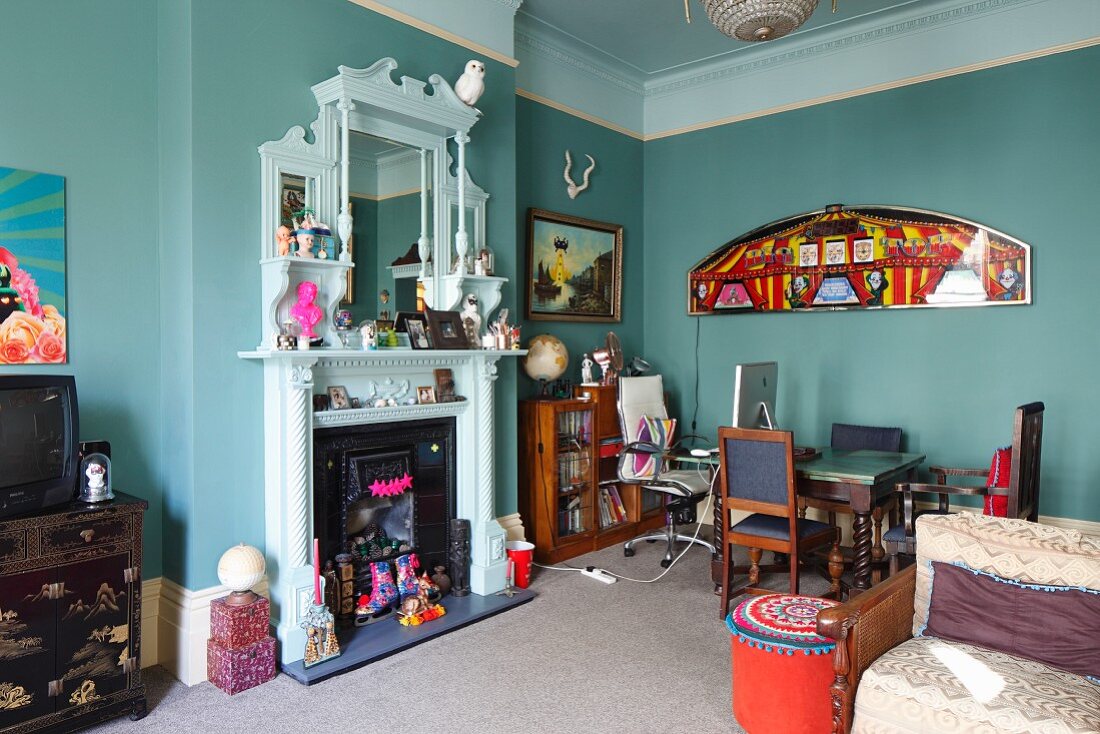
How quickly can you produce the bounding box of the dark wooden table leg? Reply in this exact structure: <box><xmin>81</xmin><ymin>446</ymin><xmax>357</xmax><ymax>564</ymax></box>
<box><xmin>712</xmin><ymin>489</ymin><xmax>724</xmax><ymax>595</ymax></box>
<box><xmin>852</xmin><ymin>510</ymin><xmax>873</xmax><ymax>591</ymax></box>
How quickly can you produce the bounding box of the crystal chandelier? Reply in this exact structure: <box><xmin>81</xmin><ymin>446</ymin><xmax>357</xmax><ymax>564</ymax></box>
<box><xmin>685</xmin><ymin>0</ymin><xmax>832</xmax><ymax>42</ymax></box>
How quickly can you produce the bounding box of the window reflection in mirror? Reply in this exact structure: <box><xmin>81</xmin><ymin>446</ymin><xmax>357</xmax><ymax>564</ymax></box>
<box><xmin>347</xmin><ymin>131</ymin><xmax>431</xmax><ymax>323</ymax></box>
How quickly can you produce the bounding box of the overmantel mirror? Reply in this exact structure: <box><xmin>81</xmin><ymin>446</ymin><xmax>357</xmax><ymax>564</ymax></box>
<box><xmin>256</xmin><ymin>57</ymin><xmax>503</xmax><ymax>350</ymax></box>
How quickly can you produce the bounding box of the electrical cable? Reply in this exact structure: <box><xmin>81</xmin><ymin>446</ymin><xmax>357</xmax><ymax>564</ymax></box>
<box><xmin>691</xmin><ymin>315</ymin><xmax>701</xmax><ymax>436</ymax></box>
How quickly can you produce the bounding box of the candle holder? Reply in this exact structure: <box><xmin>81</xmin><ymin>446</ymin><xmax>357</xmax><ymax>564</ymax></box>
<box><xmin>300</xmin><ymin>603</ymin><xmax>340</xmax><ymax>668</ymax></box>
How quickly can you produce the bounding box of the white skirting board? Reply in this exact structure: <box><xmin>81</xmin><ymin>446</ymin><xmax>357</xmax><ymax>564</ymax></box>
<box><xmin>150</xmin><ymin>515</ymin><xmax>525</xmax><ymax>684</ymax></box>
<box><xmin>144</xmin><ymin>510</ymin><xmax>1093</xmax><ymax>683</ymax></box>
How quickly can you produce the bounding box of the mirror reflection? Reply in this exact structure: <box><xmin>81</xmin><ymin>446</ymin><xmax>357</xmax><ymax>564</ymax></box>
<box><xmin>347</xmin><ymin>131</ymin><xmax>430</xmax><ymax>322</ymax></box>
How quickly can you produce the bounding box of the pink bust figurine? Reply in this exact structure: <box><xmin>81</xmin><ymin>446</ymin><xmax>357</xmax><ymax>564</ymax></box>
<box><xmin>290</xmin><ymin>281</ymin><xmax>323</xmax><ymax>340</ymax></box>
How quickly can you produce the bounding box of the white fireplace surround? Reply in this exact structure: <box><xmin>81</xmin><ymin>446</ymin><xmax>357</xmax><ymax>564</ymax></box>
<box><xmin>239</xmin><ymin>347</ymin><xmax>523</xmax><ymax>665</ymax></box>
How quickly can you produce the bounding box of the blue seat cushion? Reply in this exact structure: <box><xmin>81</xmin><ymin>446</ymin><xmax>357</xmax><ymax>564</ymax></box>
<box><xmin>729</xmin><ymin>513</ymin><xmax>833</xmax><ymax>541</ymax></box>
<box><xmin>883</xmin><ymin>509</ymin><xmax>952</xmax><ymax>543</ymax></box>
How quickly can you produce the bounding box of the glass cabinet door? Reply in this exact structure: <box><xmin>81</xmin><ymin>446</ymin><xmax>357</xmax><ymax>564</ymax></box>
<box><xmin>555</xmin><ymin>408</ymin><xmax>593</xmax><ymax>539</ymax></box>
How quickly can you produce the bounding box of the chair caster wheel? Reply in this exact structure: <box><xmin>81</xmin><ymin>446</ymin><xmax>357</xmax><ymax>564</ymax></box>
<box><xmin>660</xmin><ymin>559</ymin><xmax>672</xmax><ymax>568</ymax></box>
<box><xmin>624</xmin><ymin>547</ymin><xmax>635</xmax><ymax>557</ymax></box>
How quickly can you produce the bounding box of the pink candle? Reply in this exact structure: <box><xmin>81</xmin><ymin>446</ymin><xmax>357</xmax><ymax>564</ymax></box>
<box><xmin>313</xmin><ymin>538</ymin><xmax>322</xmax><ymax>605</ymax></box>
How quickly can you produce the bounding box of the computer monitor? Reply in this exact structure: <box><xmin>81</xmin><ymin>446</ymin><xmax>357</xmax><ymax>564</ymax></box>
<box><xmin>732</xmin><ymin>362</ymin><xmax>778</xmax><ymax>429</ymax></box>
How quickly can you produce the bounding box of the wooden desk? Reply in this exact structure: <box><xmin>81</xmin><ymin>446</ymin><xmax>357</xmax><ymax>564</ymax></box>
<box><xmin>693</xmin><ymin>448</ymin><xmax>924</xmax><ymax>593</ymax></box>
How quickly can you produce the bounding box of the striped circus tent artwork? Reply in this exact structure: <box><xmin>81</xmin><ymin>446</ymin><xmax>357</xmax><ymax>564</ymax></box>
<box><xmin>0</xmin><ymin>168</ymin><xmax>67</xmax><ymax>364</ymax></box>
<box><xmin>688</xmin><ymin>204</ymin><xmax>1029</xmax><ymax>315</ymax></box>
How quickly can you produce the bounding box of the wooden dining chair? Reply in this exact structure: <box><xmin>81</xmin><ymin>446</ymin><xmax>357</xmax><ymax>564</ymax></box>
<box><xmin>718</xmin><ymin>426</ymin><xmax>844</xmax><ymax>619</ymax></box>
<box><xmin>884</xmin><ymin>402</ymin><xmax>1044</xmax><ymax>574</ymax></box>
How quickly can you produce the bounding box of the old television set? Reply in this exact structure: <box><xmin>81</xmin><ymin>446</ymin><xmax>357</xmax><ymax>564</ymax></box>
<box><xmin>732</xmin><ymin>361</ymin><xmax>778</xmax><ymax>429</ymax></box>
<box><xmin>0</xmin><ymin>374</ymin><xmax>80</xmax><ymax>518</ymax></box>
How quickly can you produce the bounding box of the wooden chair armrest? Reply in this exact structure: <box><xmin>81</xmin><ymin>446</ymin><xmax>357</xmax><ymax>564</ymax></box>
<box><xmin>928</xmin><ymin>465</ymin><xmax>988</xmax><ymax>479</ymax></box>
<box><xmin>816</xmin><ymin>565</ymin><xmax>916</xmax><ymax>734</ymax></box>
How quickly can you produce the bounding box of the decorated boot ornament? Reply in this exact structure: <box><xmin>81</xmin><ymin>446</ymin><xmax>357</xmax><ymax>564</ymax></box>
<box><xmin>353</xmin><ymin>560</ymin><xmax>399</xmax><ymax>627</ymax></box>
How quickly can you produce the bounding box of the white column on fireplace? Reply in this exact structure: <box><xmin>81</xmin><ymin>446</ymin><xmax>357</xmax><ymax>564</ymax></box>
<box><xmin>239</xmin><ymin>348</ymin><xmax>523</xmax><ymax>665</ymax></box>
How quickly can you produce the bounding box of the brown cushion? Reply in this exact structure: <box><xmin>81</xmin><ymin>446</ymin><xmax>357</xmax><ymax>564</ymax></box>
<box><xmin>923</xmin><ymin>560</ymin><xmax>1100</xmax><ymax>679</ymax></box>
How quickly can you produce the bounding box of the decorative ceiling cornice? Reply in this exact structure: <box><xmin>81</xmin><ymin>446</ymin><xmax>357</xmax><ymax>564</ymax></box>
<box><xmin>515</xmin><ymin>28</ymin><xmax>645</xmax><ymax>96</ymax></box>
<box><xmin>645</xmin><ymin>0</ymin><xmax>1038</xmax><ymax>97</ymax></box>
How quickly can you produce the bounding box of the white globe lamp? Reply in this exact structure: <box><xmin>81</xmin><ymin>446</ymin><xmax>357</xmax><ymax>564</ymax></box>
<box><xmin>217</xmin><ymin>543</ymin><xmax>265</xmax><ymax>606</ymax></box>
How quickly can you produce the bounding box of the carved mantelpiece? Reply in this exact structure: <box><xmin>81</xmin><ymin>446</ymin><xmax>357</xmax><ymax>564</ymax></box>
<box><xmin>238</xmin><ymin>348</ymin><xmax>524</xmax><ymax>666</ymax></box>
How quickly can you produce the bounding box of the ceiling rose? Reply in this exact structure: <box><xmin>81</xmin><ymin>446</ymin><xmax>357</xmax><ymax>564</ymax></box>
<box><xmin>700</xmin><ymin>0</ymin><xmax>820</xmax><ymax>41</ymax></box>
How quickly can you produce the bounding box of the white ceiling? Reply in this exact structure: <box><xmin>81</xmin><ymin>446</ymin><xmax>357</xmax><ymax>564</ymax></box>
<box><xmin>518</xmin><ymin>0</ymin><xmax>929</xmax><ymax>75</ymax></box>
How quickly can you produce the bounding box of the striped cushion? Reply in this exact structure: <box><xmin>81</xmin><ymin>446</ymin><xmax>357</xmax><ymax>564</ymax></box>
<box><xmin>633</xmin><ymin>415</ymin><xmax>676</xmax><ymax>478</ymax></box>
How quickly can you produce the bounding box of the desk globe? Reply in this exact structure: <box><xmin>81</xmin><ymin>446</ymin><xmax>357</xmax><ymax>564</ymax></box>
<box><xmin>522</xmin><ymin>335</ymin><xmax>569</xmax><ymax>393</ymax></box>
<box><xmin>218</xmin><ymin>543</ymin><xmax>265</xmax><ymax>606</ymax></box>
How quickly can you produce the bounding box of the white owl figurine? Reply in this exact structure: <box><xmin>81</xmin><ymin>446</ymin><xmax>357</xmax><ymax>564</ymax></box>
<box><xmin>454</xmin><ymin>60</ymin><xmax>486</xmax><ymax>108</ymax></box>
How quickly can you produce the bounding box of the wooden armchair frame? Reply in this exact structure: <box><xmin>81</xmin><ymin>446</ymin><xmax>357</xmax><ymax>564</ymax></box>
<box><xmin>815</xmin><ymin>565</ymin><xmax>917</xmax><ymax>734</ymax></box>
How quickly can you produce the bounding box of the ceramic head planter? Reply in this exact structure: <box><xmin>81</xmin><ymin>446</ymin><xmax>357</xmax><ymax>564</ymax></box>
<box><xmin>290</xmin><ymin>280</ymin><xmax>323</xmax><ymax>339</ymax></box>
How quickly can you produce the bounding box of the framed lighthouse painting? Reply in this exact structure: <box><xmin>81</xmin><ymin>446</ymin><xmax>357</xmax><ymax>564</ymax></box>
<box><xmin>0</xmin><ymin>167</ymin><xmax>67</xmax><ymax>364</ymax></box>
<box><xmin>526</xmin><ymin>208</ymin><xmax>622</xmax><ymax>323</ymax></box>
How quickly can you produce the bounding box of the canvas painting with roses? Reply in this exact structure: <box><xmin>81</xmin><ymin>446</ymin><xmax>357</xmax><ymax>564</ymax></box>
<box><xmin>0</xmin><ymin>167</ymin><xmax>67</xmax><ymax>364</ymax></box>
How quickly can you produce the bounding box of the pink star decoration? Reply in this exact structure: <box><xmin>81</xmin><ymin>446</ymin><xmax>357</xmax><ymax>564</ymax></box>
<box><xmin>369</xmin><ymin>472</ymin><xmax>414</xmax><ymax>497</ymax></box>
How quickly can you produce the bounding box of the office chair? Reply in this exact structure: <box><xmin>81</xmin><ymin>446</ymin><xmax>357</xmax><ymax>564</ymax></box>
<box><xmin>719</xmin><ymin>426</ymin><xmax>843</xmax><ymax>618</ymax></box>
<box><xmin>616</xmin><ymin>375</ymin><xmax>716</xmax><ymax>568</ymax></box>
<box><xmin>884</xmin><ymin>402</ymin><xmax>1044</xmax><ymax>574</ymax></box>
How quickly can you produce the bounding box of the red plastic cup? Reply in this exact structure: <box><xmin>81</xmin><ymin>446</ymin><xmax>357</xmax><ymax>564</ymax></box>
<box><xmin>505</xmin><ymin>540</ymin><xmax>535</xmax><ymax>588</ymax></box>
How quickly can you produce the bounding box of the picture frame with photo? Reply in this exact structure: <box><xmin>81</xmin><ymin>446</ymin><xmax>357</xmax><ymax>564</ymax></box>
<box><xmin>416</xmin><ymin>386</ymin><xmax>437</xmax><ymax>404</ymax></box>
<box><xmin>406</xmin><ymin>318</ymin><xmax>432</xmax><ymax>350</ymax></box>
<box><xmin>825</xmin><ymin>238</ymin><xmax>847</xmax><ymax>266</ymax></box>
<box><xmin>853</xmin><ymin>237</ymin><xmax>874</xmax><ymax>263</ymax></box>
<box><xmin>313</xmin><ymin>394</ymin><xmax>331</xmax><ymax>412</ymax></box>
<box><xmin>434</xmin><ymin>368</ymin><xmax>456</xmax><ymax>402</ymax></box>
<box><xmin>425</xmin><ymin>309</ymin><xmax>470</xmax><ymax>349</ymax></box>
<box><xmin>327</xmin><ymin>385</ymin><xmax>350</xmax><ymax>410</ymax></box>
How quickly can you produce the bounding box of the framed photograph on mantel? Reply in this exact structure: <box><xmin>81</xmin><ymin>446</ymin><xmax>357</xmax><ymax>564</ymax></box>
<box><xmin>526</xmin><ymin>208</ymin><xmax>622</xmax><ymax>322</ymax></box>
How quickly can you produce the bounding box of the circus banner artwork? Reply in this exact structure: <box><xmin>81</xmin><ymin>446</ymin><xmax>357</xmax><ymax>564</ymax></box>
<box><xmin>0</xmin><ymin>167</ymin><xmax>67</xmax><ymax>363</ymax></box>
<box><xmin>688</xmin><ymin>204</ymin><xmax>1030</xmax><ymax>315</ymax></box>
<box><xmin>526</xmin><ymin>208</ymin><xmax>622</xmax><ymax>322</ymax></box>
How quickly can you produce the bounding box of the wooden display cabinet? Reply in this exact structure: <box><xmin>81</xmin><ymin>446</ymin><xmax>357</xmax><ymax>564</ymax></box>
<box><xmin>0</xmin><ymin>494</ymin><xmax>147</xmax><ymax>733</ymax></box>
<box><xmin>519</xmin><ymin>389</ymin><xmax>666</xmax><ymax>564</ymax></box>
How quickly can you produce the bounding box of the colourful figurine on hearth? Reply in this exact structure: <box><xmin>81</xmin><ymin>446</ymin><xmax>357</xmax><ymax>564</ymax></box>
<box><xmin>290</xmin><ymin>281</ymin><xmax>323</xmax><ymax>341</ymax></box>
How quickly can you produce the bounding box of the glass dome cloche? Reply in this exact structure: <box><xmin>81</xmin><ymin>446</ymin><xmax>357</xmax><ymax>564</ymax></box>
<box><xmin>79</xmin><ymin>452</ymin><xmax>113</xmax><ymax>503</ymax></box>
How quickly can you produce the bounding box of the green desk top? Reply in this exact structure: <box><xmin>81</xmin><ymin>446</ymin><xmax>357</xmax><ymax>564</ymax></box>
<box><xmin>792</xmin><ymin>448</ymin><xmax>924</xmax><ymax>484</ymax></box>
<box><xmin>669</xmin><ymin>447</ymin><xmax>925</xmax><ymax>485</ymax></box>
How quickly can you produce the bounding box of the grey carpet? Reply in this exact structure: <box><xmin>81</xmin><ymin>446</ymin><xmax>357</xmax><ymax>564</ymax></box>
<box><xmin>94</xmin><ymin>528</ymin><xmax>837</xmax><ymax>734</ymax></box>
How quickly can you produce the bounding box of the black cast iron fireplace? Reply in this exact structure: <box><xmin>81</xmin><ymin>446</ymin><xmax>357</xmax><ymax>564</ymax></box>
<box><xmin>313</xmin><ymin>418</ymin><xmax>456</xmax><ymax>599</ymax></box>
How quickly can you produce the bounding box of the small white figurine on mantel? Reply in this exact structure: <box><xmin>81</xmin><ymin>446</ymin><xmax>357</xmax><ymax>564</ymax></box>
<box><xmin>581</xmin><ymin>353</ymin><xmax>595</xmax><ymax>385</ymax></box>
<box><xmin>461</xmin><ymin>292</ymin><xmax>482</xmax><ymax>348</ymax></box>
<box><xmin>454</xmin><ymin>60</ymin><xmax>486</xmax><ymax>108</ymax></box>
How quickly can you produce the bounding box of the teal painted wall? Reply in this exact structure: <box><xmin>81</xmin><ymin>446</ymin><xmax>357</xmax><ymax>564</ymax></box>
<box><xmin>0</xmin><ymin>1</ymin><xmax>164</xmax><ymax>577</ymax></box>
<box><xmin>516</xmin><ymin>98</ymin><xmax>646</xmax><ymax>398</ymax></box>
<box><xmin>181</xmin><ymin>0</ymin><xmax>518</xmax><ymax>588</ymax></box>
<box><xmin>644</xmin><ymin>47</ymin><xmax>1100</xmax><ymax>522</ymax></box>
<box><xmin>376</xmin><ymin>193</ymin><xmax>422</xmax><ymax>314</ymax></box>
<box><xmin>347</xmin><ymin>195</ymin><xmax>379</xmax><ymax>326</ymax></box>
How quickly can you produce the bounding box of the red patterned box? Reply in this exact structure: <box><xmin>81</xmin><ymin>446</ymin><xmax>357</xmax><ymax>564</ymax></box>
<box><xmin>207</xmin><ymin>636</ymin><xmax>276</xmax><ymax>695</ymax></box>
<box><xmin>210</xmin><ymin>595</ymin><xmax>270</xmax><ymax>648</ymax></box>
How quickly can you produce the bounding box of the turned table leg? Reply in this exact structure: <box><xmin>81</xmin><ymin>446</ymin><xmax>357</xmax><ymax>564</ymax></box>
<box><xmin>852</xmin><ymin>511</ymin><xmax>873</xmax><ymax>591</ymax></box>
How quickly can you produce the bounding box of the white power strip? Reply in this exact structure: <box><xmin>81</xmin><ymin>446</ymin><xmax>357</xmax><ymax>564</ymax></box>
<box><xmin>580</xmin><ymin>566</ymin><xmax>616</xmax><ymax>584</ymax></box>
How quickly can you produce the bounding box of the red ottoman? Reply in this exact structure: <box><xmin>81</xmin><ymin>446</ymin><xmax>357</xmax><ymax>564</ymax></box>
<box><xmin>727</xmin><ymin>594</ymin><xmax>837</xmax><ymax>734</ymax></box>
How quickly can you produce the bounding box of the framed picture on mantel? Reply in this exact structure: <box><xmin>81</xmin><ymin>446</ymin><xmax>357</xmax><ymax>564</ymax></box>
<box><xmin>526</xmin><ymin>208</ymin><xmax>622</xmax><ymax>323</ymax></box>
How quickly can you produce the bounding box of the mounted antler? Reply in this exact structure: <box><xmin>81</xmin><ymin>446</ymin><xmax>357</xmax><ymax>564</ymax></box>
<box><xmin>564</xmin><ymin>150</ymin><xmax>596</xmax><ymax>199</ymax></box>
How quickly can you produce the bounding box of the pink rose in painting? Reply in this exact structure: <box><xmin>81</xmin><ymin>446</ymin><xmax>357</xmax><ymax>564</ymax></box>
<box><xmin>41</xmin><ymin>304</ymin><xmax>66</xmax><ymax>339</ymax></box>
<box><xmin>0</xmin><ymin>246</ymin><xmax>17</xmax><ymax>269</ymax></box>
<box><xmin>0</xmin><ymin>311</ymin><xmax>45</xmax><ymax>349</ymax></box>
<box><xmin>10</xmin><ymin>266</ymin><xmax>43</xmax><ymax>318</ymax></box>
<box><xmin>31</xmin><ymin>330</ymin><xmax>65</xmax><ymax>363</ymax></box>
<box><xmin>0</xmin><ymin>338</ymin><xmax>29</xmax><ymax>364</ymax></box>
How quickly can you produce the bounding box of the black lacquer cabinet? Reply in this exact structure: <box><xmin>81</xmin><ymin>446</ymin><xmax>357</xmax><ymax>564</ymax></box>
<box><xmin>0</xmin><ymin>494</ymin><xmax>147</xmax><ymax>733</ymax></box>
